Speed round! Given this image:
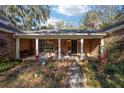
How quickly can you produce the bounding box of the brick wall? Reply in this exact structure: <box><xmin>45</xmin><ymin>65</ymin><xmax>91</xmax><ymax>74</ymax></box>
<box><xmin>83</xmin><ymin>39</ymin><xmax>100</xmax><ymax>57</ymax></box>
<box><xmin>0</xmin><ymin>31</ymin><xmax>16</xmax><ymax>58</ymax></box>
<box><xmin>104</xmin><ymin>29</ymin><xmax>124</xmax><ymax>45</ymax></box>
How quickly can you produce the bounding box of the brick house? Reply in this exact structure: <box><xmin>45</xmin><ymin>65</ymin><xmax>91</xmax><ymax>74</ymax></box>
<box><xmin>0</xmin><ymin>16</ymin><xmax>124</xmax><ymax>60</ymax></box>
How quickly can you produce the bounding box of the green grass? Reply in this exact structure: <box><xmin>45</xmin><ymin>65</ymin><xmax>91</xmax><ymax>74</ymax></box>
<box><xmin>46</xmin><ymin>62</ymin><xmax>56</xmax><ymax>69</ymax></box>
<box><xmin>0</xmin><ymin>58</ymin><xmax>21</xmax><ymax>72</ymax></box>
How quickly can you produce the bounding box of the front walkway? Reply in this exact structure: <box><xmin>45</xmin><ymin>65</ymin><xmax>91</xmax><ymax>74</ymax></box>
<box><xmin>68</xmin><ymin>62</ymin><xmax>83</xmax><ymax>87</ymax></box>
<box><xmin>66</xmin><ymin>58</ymin><xmax>88</xmax><ymax>88</ymax></box>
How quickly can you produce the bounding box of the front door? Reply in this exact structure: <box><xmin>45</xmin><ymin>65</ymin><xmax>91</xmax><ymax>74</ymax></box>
<box><xmin>71</xmin><ymin>40</ymin><xmax>77</xmax><ymax>54</ymax></box>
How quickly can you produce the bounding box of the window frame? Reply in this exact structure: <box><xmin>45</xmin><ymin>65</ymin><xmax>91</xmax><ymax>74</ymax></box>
<box><xmin>0</xmin><ymin>39</ymin><xmax>7</xmax><ymax>49</ymax></box>
<box><xmin>39</xmin><ymin>40</ymin><xmax>55</xmax><ymax>53</ymax></box>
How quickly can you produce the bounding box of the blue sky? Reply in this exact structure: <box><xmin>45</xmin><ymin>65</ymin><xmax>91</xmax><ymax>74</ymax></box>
<box><xmin>45</xmin><ymin>5</ymin><xmax>91</xmax><ymax>27</ymax></box>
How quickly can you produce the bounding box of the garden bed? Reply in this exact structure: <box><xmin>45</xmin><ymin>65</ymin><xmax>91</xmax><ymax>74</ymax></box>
<box><xmin>0</xmin><ymin>60</ymin><xmax>71</xmax><ymax>88</ymax></box>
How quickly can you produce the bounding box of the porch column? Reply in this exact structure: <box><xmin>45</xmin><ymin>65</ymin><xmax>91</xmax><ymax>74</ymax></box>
<box><xmin>58</xmin><ymin>38</ymin><xmax>61</xmax><ymax>60</ymax></box>
<box><xmin>16</xmin><ymin>38</ymin><xmax>20</xmax><ymax>59</ymax></box>
<box><xmin>36</xmin><ymin>38</ymin><xmax>39</xmax><ymax>56</ymax></box>
<box><xmin>80</xmin><ymin>39</ymin><xmax>84</xmax><ymax>60</ymax></box>
<box><xmin>100</xmin><ymin>38</ymin><xmax>104</xmax><ymax>54</ymax></box>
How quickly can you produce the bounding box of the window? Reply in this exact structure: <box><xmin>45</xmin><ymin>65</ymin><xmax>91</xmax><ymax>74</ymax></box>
<box><xmin>0</xmin><ymin>39</ymin><xmax>7</xmax><ymax>49</ymax></box>
<box><xmin>39</xmin><ymin>40</ymin><xmax>55</xmax><ymax>52</ymax></box>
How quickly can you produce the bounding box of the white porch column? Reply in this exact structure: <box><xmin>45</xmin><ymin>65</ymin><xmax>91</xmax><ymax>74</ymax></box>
<box><xmin>16</xmin><ymin>38</ymin><xmax>20</xmax><ymax>59</ymax></box>
<box><xmin>80</xmin><ymin>39</ymin><xmax>84</xmax><ymax>60</ymax></box>
<box><xmin>100</xmin><ymin>38</ymin><xmax>104</xmax><ymax>54</ymax></box>
<box><xmin>36</xmin><ymin>38</ymin><xmax>39</xmax><ymax>56</ymax></box>
<box><xmin>58</xmin><ymin>38</ymin><xmax>61</xmax><ymax>60</ymax></box>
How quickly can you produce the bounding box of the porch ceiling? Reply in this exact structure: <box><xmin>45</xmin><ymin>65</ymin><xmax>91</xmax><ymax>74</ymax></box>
<box><xmin>15</xmin><ymin>33</ymin><xmax>106</xmax><ymax>39</ymax></box>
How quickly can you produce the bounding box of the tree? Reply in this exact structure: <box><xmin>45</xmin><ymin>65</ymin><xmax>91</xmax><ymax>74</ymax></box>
<box><xmin>64</xmin><ymin>21</ymin><xmax>73</xmax><ymax>29</ymax></box>
<box><xmin>0</xmin><ymin>5</ymin><xmax>50</xmax><ymax>31</ymax></box>
<box><xmin>94</xmin><ymin>5</ymin><xmax>120</xmax><ymax>29</ymax></box>
<box><xmin>55</xmin><ymin>20</ymin><xmax>65</xmax><ymax>30</ymax></box>
<box><xmin>80</xmin><ymin>11</ymin><xmax>102</xmax><ymax>30</ymax></box>
<box><xmin>47</xmin><ymin>24</ymin><xmax>54</xmax><ymax>29</ymax></box>
<box><xmin>55</xmin><ymin>20</ymin><xmax>74</xmax><ymax>30</ymax></box>
<box><xmin>79</xmin><ymin>5</ymin><xmax>124</xmax><ymax>30</ymax></box>
<box><xmin>115</xmin><ymin>5</ymin><xmax>124</xmax><ymax>22</ymax></box>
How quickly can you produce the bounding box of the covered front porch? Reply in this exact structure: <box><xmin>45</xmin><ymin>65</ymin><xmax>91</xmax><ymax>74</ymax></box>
<box><xmin>15</xmin><ymin>31</ymin><xmax>106</xmax><ymax>60</ymax></box>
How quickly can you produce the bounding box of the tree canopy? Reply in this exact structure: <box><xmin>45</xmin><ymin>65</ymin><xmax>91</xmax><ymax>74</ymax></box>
<box><xmin>0</xmin><ymin>5</ymin><xmax>50</xmax><ymax>31</ymax></box>
<box><xmin>0</xmin><ymin>5</ymin><xmax>124</xmax><ymax>31</ymax></box>
<box><xmin>79</xmin><ymin>5</ymin><xmax>124</xmax><ymax>30</ymax></box>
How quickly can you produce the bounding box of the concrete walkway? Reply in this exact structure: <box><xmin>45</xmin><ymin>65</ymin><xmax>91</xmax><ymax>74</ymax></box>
<box><xmin>68</xmin><ymin>62</ymin><xmax>82</xmax><ymax>88</ymax></box>
<box><xmin>66</xmin><ymin>56</ymin><xmax>88</xmax><ymax>88</ymax></box>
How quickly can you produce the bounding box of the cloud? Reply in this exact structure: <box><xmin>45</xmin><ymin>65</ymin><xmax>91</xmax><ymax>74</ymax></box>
<box><xmin>47</xmin><ymin>17</ymin><xmax>63</xmax><ymax>25</ymax></box>
<box><xmin>41</xmin><ymin>17</ymin><xmax>63</xmax><ymax>26</ymax></box>
<box><xmin>55</xmin><ymin>5</ymin><xmax>91</xmax><ymax>16</ymax></box>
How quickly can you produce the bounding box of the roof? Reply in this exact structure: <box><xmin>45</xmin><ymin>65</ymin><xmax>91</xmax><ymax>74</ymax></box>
<box><xmin>21</xmin><ymin>29</ymin><xmax>103</xmax><ymax>34</ymax></box>
<box><xmin>0</xmin><ymin>22</ymin><xmax>22</xmax><ymax>33</ymax></box>
<box><xmin>0</xmin><ymin>14</ymin><xmax>124</xmax><ymax>34</ymax></box>
<box><xmin>0</xmin><ymin>16</ymin><xmax>22</xmax><ymax>33</ymax></box>
<box><xmin>0</xmin><ymin>15</ymin><xmax>10</xmax><ymax>22</ymax></box>
<box><xmin>21</xmin><ymin>21</ymin><xmax>124</xmax><ymax>34</ymax></box>
<box><xmin>102</xmin><ymin>21</ymin><xmax>124</xmax><ymax>33</ymax></box>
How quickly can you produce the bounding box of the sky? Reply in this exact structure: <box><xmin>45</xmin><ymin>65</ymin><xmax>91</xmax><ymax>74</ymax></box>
<box><xmin>44</xmin><ymin>5</ymin><xmax>91</xmax><ymax>27</ymax></box>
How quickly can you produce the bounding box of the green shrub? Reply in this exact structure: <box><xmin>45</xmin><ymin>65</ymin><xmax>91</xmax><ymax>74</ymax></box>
<box><xmin>106</xmin><ymin>42</ymin><xmax>122</xmax><ymax>64</ymax></box>
<box><xmin>55</xmin><ymin>72</ymin><xmax>65</xmax><ymax>81</ymax></box>
<box><xmin>105</xmin><ymin>64</ymin><xmax>116</xmax><ymax>75</ymax></box>
<box><xmin>0</xmin><ymin>58</ymin><xmax>21</xmax><ymax>72</ymax></box>
<box><xmin>47</xmin><ymin>63</ymin><xmax>55</xmax><ymax>69</ymax></box>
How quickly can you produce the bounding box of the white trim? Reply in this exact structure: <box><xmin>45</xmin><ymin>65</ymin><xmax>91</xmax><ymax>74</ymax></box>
<box><xmin>16</xmin><ymin>38</ymin><xmax>20</xmax><ymax>59</ymax></box>
<box><xmin>15</xmin><ymin>33</ymin><xmax>107</xmax><ymax>39</ymax></box>
<box><xmin>15</xmin><ymin>33</ymin><xmax>106</xmax><ymax>36</ymax></box>
<box><xmin>36</xmin><ymin>38</ymin><xmax>39</xmax><ymax>56</ymax></box>
<box><xmin>100</xmin><ymin>38</ymin><xmax>104</xmax><ymax>54</ymax></box>
<box><xmin>58</xmin><ymin>38</ymin><xmax>61</xmax><ymax>60</ymax></box>
<box><xmin>80</xmin><ymin>39</ymin><xmax>84</xmax><ymax>60</ymax></box>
